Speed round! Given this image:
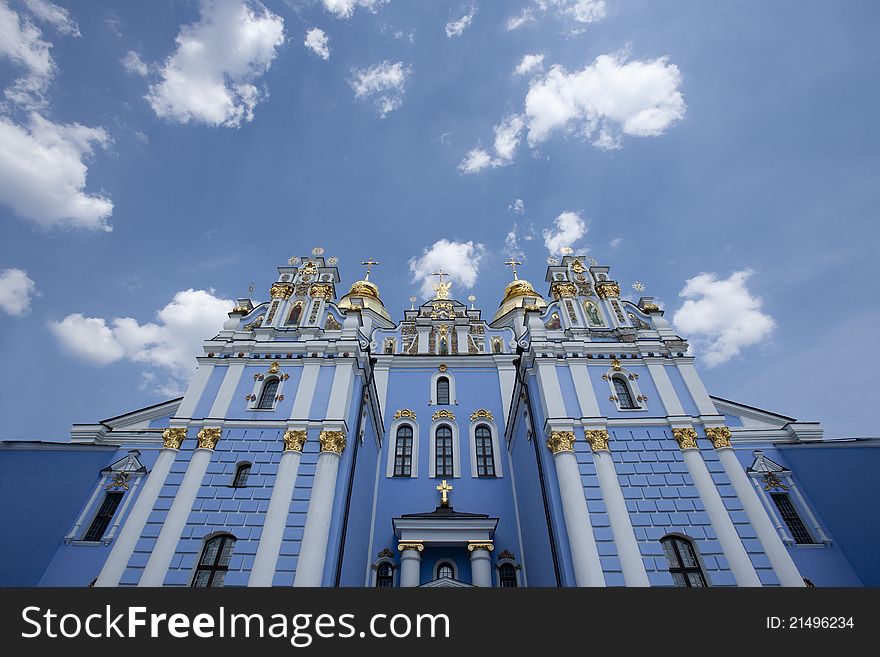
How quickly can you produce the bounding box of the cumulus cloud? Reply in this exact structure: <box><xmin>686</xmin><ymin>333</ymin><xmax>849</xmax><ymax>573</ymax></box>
<box><xmin>49</xmin><ymin>288</ymin><xmax>233</xmax><ymax>393</ymax></box>
<box><xmin>350</xmin><ymin>60</ymin><xmax>411</xmax><ymax>117</ymax></box>
<box><xmin>0</xmin><ymin>0</ymin><xmax>55</xmax><ymax>105</ymax></box>
<box><xmin>121</xmin><ymin>50</ymin><xmax>149</xmax><ymax>76</ymax></box>
<box><xmin>543</xmin><ymin>211</ymin><xmax>586</xmax><ymax>254</ymax></box>
<box><xmin>408</xmin><ymin>239</ymin><xmax>485</xmax><ymax>299</ymax></box>
<box><xmin>0</xmin><ymin>267</ymin><xmax>37</xmax><ymax>316</ymax></box>
<box><xmin>514</xmin><ymin>53</ymin><xmax>544</xmax><ymax>76</ymax></box>
<box><xmin>458</xmin><ymin>113</ymin><xmax>524</xmax><ymax>173</ymax></box>
<box><xmin>22</xmin><ymin>0</ymin><xmax>79</xmax><ymax>36</ymax></box>
<box><xmin>146</xmin><ymin>0</ymin><xmax>285</xmax><ymax>128</ymax></box>
<box><xmin>525</xmin><ymin>52</ymin><xmax>685</xmax><ymax>149</ymax></box>
<box><xmin>445</xmin><ymin>6</ymin><xmax>475</xmax><ymax>38</ymax></box>
<box><xmin>0</xmin><ymin>113</ymin><xmax>113</xmax><ymax>230</ymax></box>
<box><xmin>304</xmin><ymin>27</ymin><xmax>330</xmax><ymax>60</ymax></box>
<box><xmin>321</xmin><ymin>0</ymin><xmax>388</xmax><ymax>19</ymax></box>
<box><xmin>672</xmin><ymin>270</ymin><xmax>775</xmax><ymax>366</ymax></box>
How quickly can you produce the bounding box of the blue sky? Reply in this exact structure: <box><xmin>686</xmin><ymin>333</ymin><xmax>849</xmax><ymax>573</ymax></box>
<box><xmin>0</xmin><ymin>0</ymin><xmax>877</xmax><ymax>441</ymax></box>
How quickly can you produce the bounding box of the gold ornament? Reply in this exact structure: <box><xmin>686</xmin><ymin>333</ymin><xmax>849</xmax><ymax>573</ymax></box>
<box><xmin>283</xmin><ymin>430</ymin><xmax>307</xmax><ymax>452</ymax></box>
<box><xmin>197</xmin><ymin>427</ymin><xmax>222</xmax><ymax>450</ymax></box>
<box><xmin>672</xmin><ymin>427</ymin><xmax>698</xmax><ymax>450</ymax></box>
<box><xmin>641</xmin><ymin>302</ymin><xmax>660</xmax><ymax>313</ymax></box>
<box><xmin>393</xmin><ymin>409</ymin><xmax>417</xmax><ymax>420</ymax></box>
<box><xmin>398</xmin><ymin>541</ymin><xmax>424</xmax><ymax>552</ymax></box>
<box><xmin>467</xmin><ymin>541</ymin><xmax>495</xmax><ymax>552</ymax></box>
<box><xmin>550</xmin><ymin>281</ymin><xmax>577</xmax><ymax>299</ymax></box>
<box><xmin>268</xmin><ymin>361</ymin><xmax>280</xmax><ymax>374</ymax></box>
<box><xmin>319</xmin><ymin>430</ymin><xmax>346</xmax><ymax>454</ymax></box>
<box><xmin>432</xmin><ymin>409</ymin><xmax>455</xmax><ymax>420</ymax></box>
<box><xmin>309</xmin><ymin>283</ymin><xmax>334</xmax><ymax>299</ymax></box>
<box><xmin>595</xmin><ymin>281</ymin><xmax>621</xmax><ymax>299</ymax></box>
<box><xmin>470</xmin><ymin>409</ymin><xmax>494</xmax><ymax>421</ymax></box>
<box><xmin>162</xmin><ymin>427</ymin><xmax>187</xmax><ymax>449</ymax></box>
<box><xmin>436</xmin><ymin>479</ymin><xmax>453</xmax><ymax>506</ymax></box>
<box><xmin>270</xmin><ymin>283</ymin><xmax>294</xmax><ymax>299</ymax></box>
<box><xmin>706</xmin><ymin>426</ymin><xmax>732</xmax><ymax>449</ymax></box>
<box><xmin>585</xmin><ymin>429</ymin><xmax>610</xmax><ymax>452</ymax></box>
<box><xmin>547</xmin><ymin>431</ymin><xmax>576</xmax><ymax>454</ymax></box>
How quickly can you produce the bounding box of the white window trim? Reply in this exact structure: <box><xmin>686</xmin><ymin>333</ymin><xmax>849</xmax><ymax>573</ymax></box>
<box><xmin>495</xmin><ymin>557</ymin><xmax>522</xmax><ymax>587</ymax></box>
<box><xmin>748</xmin><ymin>471</ymin><xmax>830</xmax><ymax>546</ymax></box>
<box><xmin>385</xmin><ymin>418</ymin><xmax>419</xmax><ymax>478</ymax></box>
<box><xmin>65</xmin><ymin>458</ymin><xmax>145</xmax><ymax>545</ymax></box>
<box><xmin>247</xmin><ymin>368</ymin><xmax>288</xmax><ymax>411</ymax></box>
<box><xmin>434</xmin><ymin>559</ymin><xmax>458</xmax><ymax>580</ymax></box>
<box><xmin>604</xmin><ymin>366</ymin><xmax>646</xmax><ymax>412</ymax></box>
<box><xmin>430</xmin><ymin>370</ymin><xmax>457</xmax><ymax>406</ymax></box>
<box><xmin>469</xmin><ymin>417</ymin><xmax>503</xmax><ymax>478</ymax></box>
<box><xmin>429</xmin><ymin>420</ymin><xmax>461</xmax><ymax>479</ymax></box>
<box><xmin>372</xmin><ymin>557</ymin><xmax>398</xmax><ymax>587</ymax></box>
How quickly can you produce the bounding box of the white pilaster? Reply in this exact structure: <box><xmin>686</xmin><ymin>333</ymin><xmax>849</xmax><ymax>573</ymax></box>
<box><xmin>174</xmin><ymin>363</ymin><xmax>214</xmax><ymax>419</ymax></box>
<box><xmin>587</xmin><ymin>431</ymin><xmax>650</xmax><ymax>587</ymax></box>
<box><xmin>496</xmin><ymin>361</ymin><xmax>516</xmax><ymax>426</ymax></box>
<box><xmin>96</xmin><ymin>441</ymin><xmax>180</xmax><ymax>587</ymax></box>
<box><xmin>293</xmin><ymin>430</ymin><xmax>345</xmax><ymax>587</ymax></box>
<box><xmin>676</xmin><ymin>360</ymin><xmax>718</xmax><ymax>416</ymax></box>
<box><xmin>325</xmin><ymin>360</ymin><xmax>355</xmax><ymax>421</ymax></box>
<box><xmin>673</xmin><ymin>428</ymin><xmax>761</xmax><ymax>586</ymax></box>
<box><xmin>469</xmin><ymin>544</ymin><xmax>493</xmax><ymax>587</ymax></box>
<box><xmin>646</xmin><ymin>360</ymin><xmax>686</xmax><ymax>416</ymax></box>
<box><xmin>139</xmin><ymin>428</ymin><xmax>220</xmax><ymax>587</ymax></box>
<box><xmin>399</xmin><ymin>545</ymin><xmax>422</xmax><ymax>587</ymax></box>
<box><xmin>567</xmin><ymin>362</ymin><xmax>601</xmax><ymax>417</ymax></box>
<box><xmin>248</xmin><ymin>430</ymin><xmax>306</xmax><ymax>587</ymax></box>
<box><xmin>289</xmin><ymin>361</ymin><xmax>322</xmax><ymax>420</ymax></box>
<box><xmin>547</xmin><ymin>431</ymin><xmax>605</xmax><ymax>587</ymax></box>
<box><xmin>535</xmin><ymin>361</ymin><xmax>567</xmax><ymax>419</ymax></box>
<box><xmin>207</xmin><ymin>363</ymin><xmax>244</xmax><ymax>418</ymax></box>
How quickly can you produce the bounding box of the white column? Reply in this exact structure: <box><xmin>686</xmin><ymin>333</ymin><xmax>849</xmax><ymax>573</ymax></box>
<box><xmin>175</xmin><ymin>363</ymin><xmax>214</xmax><ymax>419</ymax></box>
<box><xmin>96</xmin><ymin>430</ymin><xmax>184</xmax><ymax>587</ymax></box>
<box><xmin>207</xmin><ymin>363</ymin><xmax>244</xmax><ymax>418</ymax></box>
<box><xmin>673</xmin><ymin>428</ymin><xmax>761</xmax><ymax>587</ymax></box>
<box><xmin>293</xmin><ymin>430</ymin><xmax>346</xmax><ymax>587</ymax></box>
<box><xmin>290</xmin><ymin>361</ymin><xmax>322</xmax><ymax>420</ymax></box>
<box><xmin>325</xmin><ymin>361</ymin><xmax>355</xmax><ymax>421</ymax></box>
<box><xmin>248</xmin><ymin>430</ymin><xmax>306</xmax><ymax>587</ymax></box>
<box><xmin>468</xmin><ymin>543</ymin><xmax>493</xmax><ymax>587</ymax></box>
<box><xmin>398</xmin><ymin>544</ymin><xmax>423</xmax><ymax>587</ymax></box>
<box><xmin>707</xmin><ymin>428</ymin><xmax>804</xmax><ymax>587</ymax></box>
<box><xmin>547</xmin><ymin>432</ymin><xmax>605</xmax><ymax>587</ymax></box>
<box><xmin>138</xmin><ymin>427</ymin><xmax>221</xmax><ymax>587</ymax></box>
<box><xmin>676</xmin><ymin>360</ymin><xmax>719</xmax><ymax>416</ymax></box>
<box><xmin>586</xmin><ymin>430</ymin><xmax>650</xmax><ymax>587</ymax></box>
<box><xmin>567</xmin><ymin>362</ymin><xmax>601</xmax><ymax>418</ymax></box>
<box><xmin>646</xmin><ymin>360</ymin><xmax>686</xmax><ymax>416</ymax></box>
<box><xmin>535</xmin><ymin>361</ymin><xmax>567</xmax><ymax>419</ymax></box>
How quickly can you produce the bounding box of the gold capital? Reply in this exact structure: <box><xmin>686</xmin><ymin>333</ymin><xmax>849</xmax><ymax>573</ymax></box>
<box><xmin>196</xmin><ymin>427</ymin><xmax>222</xmax><ymax>450</ymax></box>
<box><xmin>270</xmin><ymin>283</ymin><xmax>294</xmax><ymax>299</ymax></box>
<box><xmin>162</xmin><ymin>427</ymin><xmax>186</xmax><ymax>450</ymax></box>
<box><xmin>467</xmin><ymin>541</ymin><xmax>495</xmax><ymax>552</ymax></box>
<box><xmin>309</xmin><ymin>283</ymin><xmax>334</xmax><ymax>299</ymax></box>
<box><xmin>547</xmin><ymin>431</ymin><xmax>576</xmax><ymax>454</ymax></box>
<box><xmin>549</xmin><ymin>281</ymin><xmax>577</xmax><ymax>299</ymax></box>
<box><xmin>595</xmin><ymin>281</ymin><xmax>621</xmax><ymax>299</ymax></box>
<box><xmin>398</xmin><ymin>541</ymin><xmax>424</xmax><ymax>553</ymax></box>
<box><xmin>319</xmin><ymin>430</ymin><xmax>346</xmax><ymax>454</ymax></box>
<box><xmin>706</xmin><ymin>426</ymin><xmax>732</xmax><ymax>449</ymax></box>
<box><xmin>585</xmin><ymin>429</ymin><xmax>610</xmax><ymax>452</ymax></box>
<box><xmin>283</xmin><ymin>430</ymin><xmax>307</xmax><ymax>452</ymax></box>
<box><xmin>672</xmin><ymin>427</ymin><xmax>698</xmax><ymax>450</ymax></box>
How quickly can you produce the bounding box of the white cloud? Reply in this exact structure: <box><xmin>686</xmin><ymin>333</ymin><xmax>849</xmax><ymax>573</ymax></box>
<box><xmin>609</xmin><ymin>236</ymin><xmax>622</xmax><ymax>251</ymax></box>
<box><xmin>0</xmin><ymin>0</ymin><xmax>54</xmax><ymax>105</ymax></box>
<box><xmin>539</xmin><ymin>0</ymin><xmax>607</xmax><ymax>24</ymax></box>
<box><xmin>504</xmin><ymin>221</ymin><xmax>535</xmax><ymax>261</ymax></box>
<box><xmin>525</xmin><ymin>52</ymin><xmax>686</xmax><ymax>149</ymax></box>
<box><xmin>121</xmin><ymin>50</ymin><xmax>148</xmax><ymax>76</ymax></box>
<box><xmin>146</xmin><ymin>0</ymin><xmax>285</xmax><ymax>128</ymax></box>
<box><xmin>514</xmin><ymin>53</ymin><xmax>544</xmax><ymax>76</ymax></box>
<box><xmin>0</xmin><ymin>112</ymin><xmax>113</xmax><ymax>230</ymax></box>
<box><xmin>543</xmin><ymin>211</ymin><xmax>586</xmax><ymax>254</ymax></box>
<box><xmin>458</xmin><ymin>113</ymin><xmax>524</xmax><ymax>173</ymax></box>
<box><xmin>445</xmin><ymin>6</ymin><xmax>475</xmax><ymax>38</ymax></box>
<box><xmin>0</xmin><ymin>267</ymin><xmax>37</xmax><ymax>316</ymax></box>
<box><xmin>408</xmin><ymin>239</ymin><xmax>485</xmax><ymax>299</ymax></box>
<box><xmin>304</xmin><ymin>27</ymin><xmax>330</xmax><ymax>60</ymax></box>
<box><xmin>350</xmin><ymin>60</ymin><xmax>411</xmax><ymax>117</ymax></box>
<box><xmin>672</xmin><ymin>270</ymin><xmax>775</xmax><ymax>366</ymax></box>
<box><xmin>321</xmin><ymin>0</ymin><xmax>388</xmax><ymax>19</ymax></box>
<box><xmin>508</xmin><ymin>198</ymin><xmax>525</xmax><ymax>213</ymax></box>
<box><xmin>506</xmin><ymin>8</ymin><xmax>535</xmax><ymax>30</ymax></box>
<box><xmin>49</xmin><ymin>288</ymin><xmax>233</xmax><ymax>392</ymax></box>
<box><xmin>22</xmin><ymin>0</ymin><xmax>79</xmax><ymax>37</ymax></box>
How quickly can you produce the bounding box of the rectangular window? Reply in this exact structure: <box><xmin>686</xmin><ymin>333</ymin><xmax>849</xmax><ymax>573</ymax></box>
<box><xmin>770</xmin><ymin>493</ymin><xmax>815</xmax><ymax>544</ymax></box>
<box><xmin>83</xmin><ymin>491</ymin><xmax>124</xmax><ymax>542</ymax></box>
<box><xmin>394</xmin><ymin>436</ymin><xmax>412</xmax><ymax>477</ymax></box>
<box><xmin>476</xmin><ymin>436</ymin><xmax>495</xmax><ymax>477</ymax></box>
<box><xmin>436</xmin><ymin>436</ymin><xmax>453</xmax><ymax>477</ymax></box>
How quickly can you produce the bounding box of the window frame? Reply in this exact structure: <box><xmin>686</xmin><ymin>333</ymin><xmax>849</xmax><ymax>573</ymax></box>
<box><xmin>434</xmin><ymin>425</ymin><xmax>454</xmax><ymax>478</ymax></box>
<box><xmin>770</xmin><ymin>492</ymin><xmax>817</xmax><ymax>545</ymax></box>
<box><xmin>231</xmin><ymin>462</ymin><xmax>251</xmax><ymax>488</ymax></box>
<box><xmin>191</xmin><ymin>534</ymin><xmax>237</xmax><ymax>588</ymax></box>
<box><xmin>661</xmin><ymin>535</ymin><xmax>709</xmax><ymax>587</ymax></box>
<box><xmin>82</xmin><ymin>491</ymin><xmax>124</xmax><ymax>543</ymax></box>
<box><xmin>393</xmin><ymin>425</ymin><xmax>414</xmax><ymax>477</ymax></box>
<box><xmin>434</xmin><ymin>560</ymin><xmax>456</xmax><ymax>580</ymax></box>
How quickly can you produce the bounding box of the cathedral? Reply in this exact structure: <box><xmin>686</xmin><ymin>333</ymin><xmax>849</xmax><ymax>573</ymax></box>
<box><xmin>1</xmin><ymin>250</ymin><xmax>877</xmax><ymax>588</ymax></box>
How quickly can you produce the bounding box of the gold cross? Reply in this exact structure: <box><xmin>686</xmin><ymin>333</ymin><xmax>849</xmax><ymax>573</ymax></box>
<box><xmin>504</xmin><ymin>258</ymin><xmax>522</xmax><ymax>280</ymax></box>
<box><xmin>431</xmin><ymin>269</ymin><xmax>451</xmax><ymax>299</ymax></box>
<box><xmin>361</xmin><ymin>258</ymin><xmax>379</xmax><ymax>281</ymax></box>
<box><xmin>436</xmin><ymin>479</ymin><xmax>453</xmax><ymax>507</ymax></box>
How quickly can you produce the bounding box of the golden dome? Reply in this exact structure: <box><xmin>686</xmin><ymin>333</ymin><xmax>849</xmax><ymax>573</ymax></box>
<box><xmin>337</xmin><ymin>279</ymin><xmax>391</xmax><ymax>322</ymax></box>
<box><xmin>493</xmin><ymin>278</ymin><xmax>547</xmax><ymax>322</ymax></box>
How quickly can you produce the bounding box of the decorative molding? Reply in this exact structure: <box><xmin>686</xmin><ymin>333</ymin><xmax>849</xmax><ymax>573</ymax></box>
<box><xmin>546</xmin><ymin>431</ymin><xmax>576</xmax><ymax>454</ymax></box>
<box><xmin>162</xmin><ymin>427</ymin><xmax>186</xmax><ymax>450</ymax></box>
<box><xmin>467</xmin><ymin>541</ymin><xmax>495</xmax><ymax>552</ymax></box>
<box><xmin>283</xmin><ymin>430</ymin><xmax>308</xmax><ymax>452</ymax></box>
<box><xmin>309</xmin><ymin>283</ymin><xmax>334</xmax><ymax>299</ymax></box>
<box><xmin>270</xmin><ymin>283</ymin><xmax>294</xmax><ymax>299</ymax></box>
<box><xmin>596</xmin><ymin>281</ymin><xmax>621</xmax><ymax>299</ymax></box>
<box><xmin>706</xmin><ymin>426</ymin><xmax>732</xmax><ymax>449</ymax></box>
<box><xmin>196</xmin><ymin>427</ymin><xmax>222</xmax><ymax>450</ymax></box>
<box><xmin>470</xmin><ymin>409</ymin><xmax>494</xmax><ymax>421</ymax></box>
<box><xmin>550</xmin><ymin>281</ymin><xmax>577</xmax><ymax>299</ymax></box>
<box><xmin>672</xmin><ymin>427</ymin><xmax>698</xmax><ymax>450</ymax></box>
<box><xmin>105</xmin><ymin>471</ymin><xmax>130</xmax><ymax>490</ymax></box>
<box><xmin>432</xmin><ymin>409</ymin><xmax>455</xmax><ymax>421</ymax></box>
<box><xmin>393</xmin><ymin>409</ymin><xmax>417</xmax><ymax>420</ymax></box>
<box><xmin>397</xmin><ymin>541</ymin><xmax>424</xmax><ymax>552</ymax></box>
<box><xmin>498</xmin><ymin>549</ymin><xmax>516</xmax><ymax>561</ymax></box>
<box><xmin>319</xmin><ymin>430</ymin><xmax>346</xmax><ymax>454</ymax></box>
<box><xmin>268</xmin><ymin>361</ymin><xmax>280</xmax><ymax>374</ymax></box>
<box><xmin>641</xmin><ymin>302</ymin><xmax>661</xmax><ymax>313</ymax></box>
<box><xmin>585</xmin><ymin>429</ymin><xmax>610</xmax><ymax>452</ymax></box>
<box><xmin>378</xmin><ymin>547</ymin><xmax>394</xmax><ymax>559</ymax></box>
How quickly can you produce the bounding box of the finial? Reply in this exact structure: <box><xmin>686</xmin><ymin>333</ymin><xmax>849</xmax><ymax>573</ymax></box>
<box><xmin>632</xmin><ymin>281</ymin><xmax>645</xmax><ymax>293</ymax></box>
<box><xmin>247</xmin><ymin>283</ymin><xmax>254</xmax><ymax>295</ymax></box>
<box><xmin>327</xmin><ymin>256</ymin><xmax>338</xmax><ymax>266</ymax></box>
<box><xmin>409</xmin><ymin>295</ymin><xmax>417</xmax><ymax>310</ymax></box>
<box><xmin>436</xmin><ymin>479</ymin><xmax>453</xmax><ymax>507</ymax></box>
<box><xmin>432</xmin><ymin>269</ymin><xmax>451</xmax><ymax>299</ymax></box>
<box><xmin>467</xmin><ymin>294</ymin><xmax>476</xmax><ymax>310</ymax></box>
<box><xmin>547</xmin><ymin>256</ymin><xmax>558</xmax><ymax>266</ymax></box>
<box><xmin>312</xmin><ymin>246</ymin><xmax>324</xmax><ymax>257</ymax></box>
<box><xmin>288</xmin><ymin>256</ymin><xmax>301</xmax><ymax>266</ymax></box>
<box><xmin>588</xmin><ymin>256</ymin><xmax>598</xmax><ymax>266</ymax></box>
<box><xmin>361</xmin><ymin>258</ymin><xmax>380</xmax><ymax>281</ymax></box>
<box><xmin>504</xmin><ymin>258</ymin><xmax>522</xmax><ymax>280</ymax></box>
<box><xmin>560</xmin><ymin>246</ymin><xmax>574</xmax><ymax>256</ymax></box>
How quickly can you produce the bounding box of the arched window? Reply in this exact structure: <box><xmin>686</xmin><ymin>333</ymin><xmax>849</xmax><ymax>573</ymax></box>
<box><xmin>612</xmin><ymin>376</ymin><xmax>637</xmax><ymax>409</ymax></box>
<box><xmin>499</xmin><ymin>563</ymin><xmax>518</xmax><ymax>587</ymax></box>
<box><xmin>437</xmin><ymin>562</ymin><xmax>454</xmax><ymax>579</ymax></box>
<box><xmin>287</xmin><ymin>303</ymin><xmax>302</xmax><ymax>325</ymax></box>
<box><xmin>192</xmin><ymin>534</ymin><xmax>236</xmax><ymax>587</ymax></box>
<box><xmin>435</xmin><ymin>425</ymin><xmax>453</xmax><ymax>477</ymax></box>
<box><xmin>232</xmin><ymin>463</ymin><xmax>251</xmax><ymax>488</ymax></box>
<box><xmin>393</xmin><ymin>425</ymin><xmax>413</xmax><ymax>477</ymax></box>
<box><xmin>257</xmin><ymin>378</ymin><xmax>279</xmax><ymax>409</ymax></box>
<box><xmin>661</xmin><ymin>535</ymin><xmax>707</xmax><ymax>587</ymax></box>
<box><xmin>475</xmin><ymin>425</ymin><xmax>495</xmax><ymax>477</ymax></box>
<box><xmin>436</xmin><ymin>377</ymin><xmax>450</xmax><ymax>405</ymax></box>
<box><xmin>376</xmin><ymin>562</ymin><xmax>394</xmax><ymax>587</ymax></box>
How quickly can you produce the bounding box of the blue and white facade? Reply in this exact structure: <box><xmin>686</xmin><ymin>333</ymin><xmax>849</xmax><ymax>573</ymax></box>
<box><xmin>2</xmin><ymin>253</ymin><xmax>877</xmax><ymax>587</ymax></box>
